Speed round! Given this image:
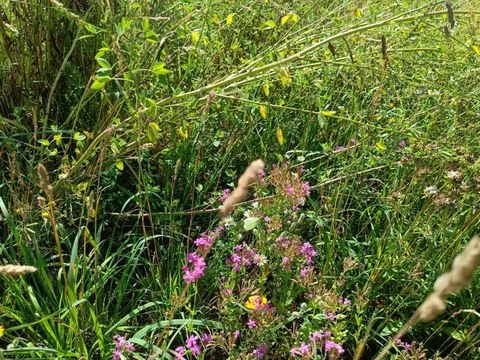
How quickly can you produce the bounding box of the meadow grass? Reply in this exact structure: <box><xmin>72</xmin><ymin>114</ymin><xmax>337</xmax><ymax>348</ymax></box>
<box><xmin>1</xmin><ymin>0</ymin><xmax>480</xmax><ymax>358</ymax></box>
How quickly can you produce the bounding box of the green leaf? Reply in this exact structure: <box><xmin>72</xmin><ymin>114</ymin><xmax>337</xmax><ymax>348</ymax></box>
<box><xmin>39</xmin><ymin>139</ymin><xmax>50</xmax><ymax>146</ymax></box>
<box><xmin>281</xmin><ymin>13</ymin><xmax>299</xmax><ymax>25</ymax></box>
<box><xmin>84</xmin><ymin>23</ymin><xmax>99</xmax><ymax>34</ymax></box>
<box><xmin>260</xmin><ymin>20</ymin><xmax>276</xmax><ymax>30</ymax></box>
<box><xmin>191</xmin><ymin>31</ymin><xmax>200</xmax><ymax>44</ymax></box>
<box><xmin>145</xmin><ymin>30</ymin><xmax>159</xmax><ymax>43</ymax></box>
<box><xmin>91</xmin><ymin>76</ymin><xmax>111</xmax><ymax>90</ymax></box>
<box><xmin>73</xmin><ymin>132</ymin><xmax>86</xmax><ymax>141</ymax></box>
<box><xmin>95</xmin><ymin>57</ymin><xmax>111</xmax><ymax>69</ymax></box>
<box><xmin>152</xmin><ymin>63</ymin><xmax>169</xmax><ymax>75</ymax></box>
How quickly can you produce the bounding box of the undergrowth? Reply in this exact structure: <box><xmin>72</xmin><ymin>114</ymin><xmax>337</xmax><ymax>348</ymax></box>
<box><xmin>1</xmin><ymin>0</ymin><xmax>480</xmax><ymax>359</ymax></box>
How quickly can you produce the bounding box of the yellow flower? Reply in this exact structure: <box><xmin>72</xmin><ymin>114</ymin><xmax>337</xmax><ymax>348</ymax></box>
<box><xmin>245</xmin><ymin>295</ymin><xmax>267</xmax><ymax>309</ymax></box>
<box><xmin>0</xmin><ymin>324</ymin><xmax>5</xmax><ymax>337</ymax></box>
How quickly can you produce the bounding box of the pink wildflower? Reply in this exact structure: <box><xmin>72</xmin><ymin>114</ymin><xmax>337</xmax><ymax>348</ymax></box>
<box><xmin>325</xmin><ymin>340</ymin><xmax>344</xmax><ymax>355</ymax></box>
<box><xmin>182</xmin><ymin>252</ymin><xmax>206</xmax><ymax>284</ymax></box>
<box><xmin>194</xmin><ymin>233</ymin><xmax>214</xmax><ymax>251</ymax></box>
<box><xmin>300</xmin><ymin>242</ymin><xmax>317</xmax><ymax>264</ymax></box>
<box><xmin>220</xmin><ymin>188</ymin><xmax>231</xmax><ymax>202</ymax></box>
<box><xmin>252</xmin><ymin>344</ymin><xmax>268</xmax><ymax>359</ymax></box>
<box><xmin>247</xmin><ymin>319</ymin><xmax>257</xmax><ymax>329</ymax></box>
<box><xmin>309</xmin><ymin>331</ymin><xmax>324</xmax><ymax>343</ymax></box>
<box><xmin>326</xmin><ymin>312</ymin><xmax>336</xmax><ymax>321</ymax></box>
<box><xmin>186</xmin><ymin>335</ymin><xmax>201</xmax><ymax>356</ymax></box>
<box><xmin>201</xmin><ymin>333</ymin><xmax>212</xmax><ymax>345</ymax></box>
<box><xmin>300</xmin><ymin>266</ymin><xmax>313</xmax><ymax>278</ymax></box>
<box><xmin>174</xmin><ymin>346</ymin><xmax>186</xmax><ymax>360</ymax></box>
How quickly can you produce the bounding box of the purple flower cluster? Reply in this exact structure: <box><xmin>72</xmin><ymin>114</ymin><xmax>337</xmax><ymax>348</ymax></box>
<box><xmin>299</xmin><ymin>266</ymin><xmax>314</xmax><ymax>278</ymax></box>
<box><xmin>175</xmin><ymin>333</ymin><xmax>213</xmax><ymax>359</ymax></box>
<box><xmin>300</xmin><ymin>242</ymin><xmax>317</xmax><ymax>264</ymax></box>
<box><xmin>281</xmin><ymin>175</ymin><xmax>311</xmax><ymax>207</ymax></box>
<box><xmin>220</xmin><ymin>188</ymin><xmax>231</xmax><ymax>202</ymax></box>
<box><xmin>225</xmin><ymin>243</ymin><xmax>260</xmax><ymax>272</ymax></box>
<box><xmin>338</xmin><ymin>297</ymin><xmax>351</xmax><ymax>306</ymax></box>
<box><xmin>290</xmin><ymin>342</ymin><xmax>311</xmax><ymax>357</ymax></box>
<box><xmin>183</xmin><ymin>252</ymin><xmax>206</xmax><ymax>284</ymax></box>
<box><xmin>194</xmin><ymin>232</ymin><xmax>214</xmax><ymax>252</ymax></box>
<box><xmin>291</xmin><ymin>331</ymin><xmax>345</xmax><ymax>358</ymax></box>
<box><xmin>112</xmin><ymin>335</ymin><xmax>135</xmax><ymax>360</ymax></box>
<box><xmin>251</xmin><ymin>343</ymin><xmax>268</xmax><ymax>359</ymax></box>
<box><xmin>395</xmin><ymin>338</ymin><xmax>412</xmax><ymax>352</ymax></box>
<box><xmin>183</xmin><ymin>227</ymin><xmax>224</xmax><ymax>284</ymax></box>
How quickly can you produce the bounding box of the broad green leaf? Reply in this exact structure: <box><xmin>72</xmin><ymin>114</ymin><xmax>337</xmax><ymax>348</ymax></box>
<box><xmin>152</xmin><ymin>63</ymin><xmax>169</xmax><ymax>75</ymax></box>
<box><xmin>145</xmin><ymin>30</ymin><xmax>159</xmax><ymax>43</ymax></box>
<box><xmin>260</xmin><ymin>20</ymin><xmax>276</xmax><ymax>30</ymax></box>
<box><xmin>281</xmin><ymin>13</ymin><xmax>299</xmax><ymax>25</ymax></box>
<box><xmin>147</xmin><ymin>122</ymin><xmax>160</xmax><ymax>142</ymax></box>
<box><xmin>39</xmin><ymin>139</ymin><xmax>50</xmax><ymax>146</ymax></box>
<box><xmin>95</xmin><ymin>57</ymin><xmax>111</xmax><ymax>69</ymax></box>
<box><xmin>73</xmin><ymin>132</ymin><xmax>86</xmax><ymax>141</ymax></box>
<box><xmin>91</xmin><ymin>76</ymin><xmax>111</xmax><ymax>90</ymax></box>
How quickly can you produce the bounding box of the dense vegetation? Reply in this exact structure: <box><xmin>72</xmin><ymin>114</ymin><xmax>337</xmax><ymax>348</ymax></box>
<box><xmin>1</xmin><ymin>0</ymin><xmax>480</xmax><ymax>359</ymax></box>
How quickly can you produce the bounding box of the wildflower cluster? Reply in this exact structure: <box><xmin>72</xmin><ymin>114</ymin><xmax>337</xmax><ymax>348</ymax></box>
<box><xmin>225</xmin><ymin>243</ymin><xmax>263</xmax><ymax>272</ymax></box>
<box><xmin>275</xmin><ymin>235</ymin><xmax>318</xmax><ymax>280</ymax></box>
<box><xmin>112</xmin><ymin>335</ymin><xmax>135</xmax><ymax>360</ymax></box>
<box><xmin>174</xmin><ymin>332</ymin><xmax>213</xmax><ymax>359</ymax></box>
<box><xmin>395</xmin><ymin>338</ymin><xmax>412</xmax><ymax>352</ymax></box>
<box><xmin>176</xmin><ymin>163</ymin><xmax>354</xmax><ymax>359</ymax></box>
<box><xmin>182</xmin><ymin>226</ymin><xmax>224</xmax><ymax>284</ymax></box>
<box><xmin>291</xmin><ymin>331</ymin><xmax>345</xmax><ymax>358</ymax></box>
<box><xmin>269</xmin><ymin>163</ymin><xmax>311</xmax><ymax>208</ymax></box>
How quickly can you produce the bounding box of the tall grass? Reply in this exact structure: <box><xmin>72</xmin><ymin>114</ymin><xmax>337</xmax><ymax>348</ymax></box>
<box><xmin>1</xmin><ymin>0</ymin><xmax>480</xmax><ymax>358</ymax></box>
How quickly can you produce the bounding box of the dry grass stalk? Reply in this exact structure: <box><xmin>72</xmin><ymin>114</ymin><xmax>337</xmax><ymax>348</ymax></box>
<box><xmin>37</xmin><ymin>164</ymin><xmax>53</xmax><ymax>199</ymax></box>
<box><xmin>417</xmin><ymin>235</ymin><xmax>480</xmax><ymax>322</ymax></box>
<box><xmin>0</xmin><ymin>265</ymin><xmax>37</xmax><ymax>277</ymax></box>
<box><xmin>374</xmin><ymin>235</ymin><xmax>480</xmax><ymax>360</ymax></box>
<box><xmin>221</xmin><ymin>159</ymin><xmax>265</xmax><ymax>216</ymax></box>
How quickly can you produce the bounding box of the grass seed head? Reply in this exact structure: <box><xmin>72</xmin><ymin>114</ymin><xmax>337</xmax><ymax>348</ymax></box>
<box><xmin>0</xmin><ymin>265</ymin><xmax>37</xmax><ymax>277</ymax></box>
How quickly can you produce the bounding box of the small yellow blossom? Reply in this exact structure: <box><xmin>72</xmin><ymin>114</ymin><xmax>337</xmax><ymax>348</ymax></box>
<box><xmin>0</xmin><ymin>325</ymin><xmax>4</xmax><ymax>337</ymax></box>
<box><xmin>245</xmin><ymin>295</ymin><xmax>267</xmax><ymax>309</ymax></box>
